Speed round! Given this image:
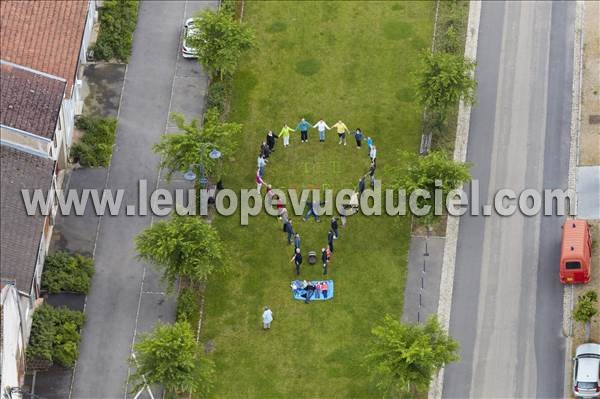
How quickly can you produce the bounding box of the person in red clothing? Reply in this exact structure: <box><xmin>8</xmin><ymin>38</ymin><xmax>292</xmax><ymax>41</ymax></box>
<box><xmin>256</xmin><ymin>170</ymin><xmax>266</xmax><ymax>192</ymax></box>
<box><xmin>321</xmin><ymin>280</ymin><xmax>329</xmax><ymax>299</ymax></box>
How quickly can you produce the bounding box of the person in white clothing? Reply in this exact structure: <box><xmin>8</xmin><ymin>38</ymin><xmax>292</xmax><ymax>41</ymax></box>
<box><xmin>313</xmin><ymin>119</ymin><xmax>331</xmax><ymax>142</ymax></box>
<box><xmin>257</xmin><ymin>154</ymin><xmax>267</xmax><ymax>177</ymax></box>
<box><xmin>370</xmin><ymin>145</ymin><xmax>377</xmax><ymax>162</ymax></box>
<box><xmin>262</xmin><ymin>306</ymin><xmax>273</xmax><ymax>329</ymax></box>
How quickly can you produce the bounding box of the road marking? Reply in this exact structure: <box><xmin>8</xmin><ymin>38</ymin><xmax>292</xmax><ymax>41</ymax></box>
<box><xmin>68</xmin><ymin>62</ymin><xmax>130</xmax><ymax>399</ymax></box>
<box><xmin>124</xmin><ymin>1</ymin><xmax>188</xmax><ymax>396</ymax></box>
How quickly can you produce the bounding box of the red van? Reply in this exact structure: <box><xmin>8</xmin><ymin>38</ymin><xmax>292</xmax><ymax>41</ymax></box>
<box><xmin>560</xmin><ymin>220</ymin><xmax>593</xmax><ymax>284</ymax></box>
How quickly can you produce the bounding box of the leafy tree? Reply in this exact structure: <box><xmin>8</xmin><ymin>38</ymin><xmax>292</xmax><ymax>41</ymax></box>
<box><xmin>574</xmin><ymin>290</ymin><xmax>598</xmax><ymax>324</ymax></box>
<box><xmin>153</xmin><ymin>110</ymin><xmax>242</xmax><ymax>182</ymax></box>
<box><xmin>415</xmin><ymin>51</ymin><xmax>476</xmax><ymax>122</ymax></box>
<box><xmin>365</xmin><ymin>315</ymin><xmax>459</xmax><ymax>396</ymax></box>
<box><xmin>188</xmin><ymin>9</ymin><xmax>255</xmax><ymax>79</ymax></box>
<box><xmin>131</xmin><ymin>321</ymin><xmax>215</xmax><ymax>396</ymax></box>
<box><xmin>135</xmin><ymin>215</ymin><xmax>225</xmax><ymax>288</ymax></box>
<box><xmin>391</xmin><ymin>151</ymin><xmax>471</xmax><ymax>225</ymax></box>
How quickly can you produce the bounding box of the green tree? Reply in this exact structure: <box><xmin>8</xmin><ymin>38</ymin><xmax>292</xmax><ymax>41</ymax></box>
<box><xmin>153</xmin><ymin>110</ymin><xmax>242</xmax><ymax>182</ymax></box>
<box><xmin>365</xmin><ymin>315</ymin><xmax>459</xmax><ymax>396</ymax></box>
<box><xmin>131</xmin><ymin>321</ymin><xmax>215</xmax><ymax>396</ymax></box>
<box><xmin>574</xmin><ymin>290</ymin><xmax>598</xmax><ymax>324</ymax></box>
<box><xmin>415</xmin><ymin>51</ymin><xmax>476</xmax><ymax>123</ymax></box>
<box><xmin>135</xmin><ymin>215</ymin><xmax>225</xmax><ymax>288</ymax></box>
<box><xmin>391</xmin><ymin>151</ymin><xmax>471</xmax><ymax>225</ymax></box>
<box><xmin>188</xmin><ymin>9</ymin><xmax>255</xmax><ymax>79</ymax></box>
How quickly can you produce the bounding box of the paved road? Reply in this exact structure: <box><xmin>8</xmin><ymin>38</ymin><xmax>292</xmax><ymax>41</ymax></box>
<box><xmin>72</xmin><ymin>1</ymin><xmax>215</xmax><ymax>398</ymax></box>
<box><xmin>402</xmin><ymin>236</ymin><xmax>444</xmax><ymax>324</ymax></box>
<box><xmin>443</xmin><ymin>2</ymin><xmax>574</xmax><ymax>398</ymax></box>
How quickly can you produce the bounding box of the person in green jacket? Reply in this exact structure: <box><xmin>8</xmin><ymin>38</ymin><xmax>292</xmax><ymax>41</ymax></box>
<box><xmin>279</xmin><ymin>124</ymin><xmax>294</xmax><ymax>148</ymax></box>
<box><xmin>295</xmin><ymin>118</ymin><xmax>313</xmax><ymax>143</ymax></box>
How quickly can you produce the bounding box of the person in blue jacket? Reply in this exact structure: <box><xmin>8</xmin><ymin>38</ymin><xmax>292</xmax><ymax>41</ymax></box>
<box><xmin>295</xmin><ymin>118</ymin><xmax>312</xmax><ymax>143</ymax></box>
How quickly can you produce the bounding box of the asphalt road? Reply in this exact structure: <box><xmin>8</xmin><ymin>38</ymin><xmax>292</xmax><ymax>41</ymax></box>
<box><xmin>443</xmin><ymin>2</ymin><xmax>574</xmax><ymax>398</ymax></box>
<box><xmin>71</xmin><ymin>1</ymin><xmax>215</xmax><ymax>398</ymax></box>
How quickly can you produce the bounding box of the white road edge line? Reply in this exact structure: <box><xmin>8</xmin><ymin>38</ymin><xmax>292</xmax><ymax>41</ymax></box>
<box><xmin>563</xmin><ymin>1</ymin><xmax>585</xmax><ymax>397</ymax></box>
<box><xmin>68</xmin><ymin>61</ymin><xmax>130</xmax><ymax>399</ymax></box>
<box><xmin>123</xmin><ymin>1</ymin><xmax>188</xmax><ymax>397</ymax></box>
<box><xmin>428</xmin><ymin>2</ymin><xmax>481</xmax><ymax>399</ymax></box>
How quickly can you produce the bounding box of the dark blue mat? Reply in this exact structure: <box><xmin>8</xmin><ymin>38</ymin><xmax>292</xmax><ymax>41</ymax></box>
<box><xmin>291</xmin><ymin>280</ymin><xmax>334</xmax><ymax>301</ymax></box>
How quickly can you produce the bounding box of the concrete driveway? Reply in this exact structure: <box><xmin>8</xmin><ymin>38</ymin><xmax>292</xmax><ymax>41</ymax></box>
<box><xmin>71</xmin><ymin>2</ymin><xmax>216</xmax><ymax>398</ymax></box>
<box><xmin>443</xmin><ymin>2</ymin><xmax>575</xmax><ymax>398</ymax></box>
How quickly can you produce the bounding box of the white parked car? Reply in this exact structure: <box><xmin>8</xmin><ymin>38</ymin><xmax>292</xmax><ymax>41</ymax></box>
<box><xmin>574</xmin><ymin>343</ymin><xmax>600</xmax><ymax>397</ymax></box>
<box><xmin>182</xmin><ymin>18</ymin><xmax>198</xmax><ymax>58</ymax></box>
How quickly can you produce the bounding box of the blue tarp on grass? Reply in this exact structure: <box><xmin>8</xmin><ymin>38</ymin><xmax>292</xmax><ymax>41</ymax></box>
<box><xmin>291</xmin><ymin>280</ymin><xmax>334</xmax><ymax>301</ymax></box>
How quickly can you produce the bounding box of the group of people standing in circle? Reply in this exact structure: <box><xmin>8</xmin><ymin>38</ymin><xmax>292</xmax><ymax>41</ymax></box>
<box><xmin>252</xmin><ymin>118</ymin><xmax>379</xmax><ymax>277</ymax></box>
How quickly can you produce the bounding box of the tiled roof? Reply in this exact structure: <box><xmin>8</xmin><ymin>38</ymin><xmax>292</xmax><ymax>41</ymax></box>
<box><xmin>0</xmin><ymin>0</ymin><xmax>89</xmax><ymax>97</ymax></box>
<box><xmin>0</xmin><ymin>145</ymin><xmax>54</xmax><ymax>293</ymax></box>
<box><xmin>0</xmin><ymin>61</ymin><xmax>66</xmax><ymax>140</ymax></box>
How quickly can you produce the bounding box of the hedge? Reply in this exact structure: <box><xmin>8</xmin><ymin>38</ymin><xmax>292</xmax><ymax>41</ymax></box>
<box><xmin>93</xmin><ymin>0</ymin><xmax>139</xmax><ymax>62</ymax></box>
<box><xmin>71</xmin><ymin>115</ymin><xmax>117</xmax><ymax>167</ymax></box>
<box><xmin>42</xmin><ymin>251</ymin><xmax>95</xmax><ymax>294</ymax></box>
<box><xmin>27</xmin><ymin>304</ymin><xmax>85</xmax><ymax>368</ymax></box>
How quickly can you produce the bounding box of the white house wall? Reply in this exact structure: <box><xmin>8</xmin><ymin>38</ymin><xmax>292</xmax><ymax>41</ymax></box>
<box><xmin>1</xmin><ymin>284</ymin><xmax>26</xmax><ymax>393</ymax></box>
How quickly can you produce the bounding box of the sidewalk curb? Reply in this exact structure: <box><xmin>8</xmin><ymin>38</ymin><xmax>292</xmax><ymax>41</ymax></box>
<box><xmin>428</xmin><ymin>1</ymin><xmax>481</xmax><ymax>398</ymax></box>
<box><xmin>563</xmin><ymin>1</ymin><xmax>585</xmax><ymax>397</ymax></box>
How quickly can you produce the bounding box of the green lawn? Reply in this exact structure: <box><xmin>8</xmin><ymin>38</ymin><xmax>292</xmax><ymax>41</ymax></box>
<box><xmin>201</xmin><ymin>2</ymin><xmax>434</xmax><ymax>397</ymax></box>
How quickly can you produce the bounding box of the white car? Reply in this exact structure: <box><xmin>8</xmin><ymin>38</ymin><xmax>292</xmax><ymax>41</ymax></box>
<box><xmin>182</xmin><ymin>18</ymin><xmax>198</xmax><ymax>58</ymax></box>
<box><xmin>574</xmin><ymin>343</ymin><xmax>600</xmax><ymax>397</ymax></box>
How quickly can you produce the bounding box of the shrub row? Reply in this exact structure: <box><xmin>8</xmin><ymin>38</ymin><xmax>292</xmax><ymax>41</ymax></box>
<box><xmin>176</xmin><ymin>286</ymin><xmax>200</xmax><ymax>326</ymax></box>
<box><xmin>436</xmin><ymin>0</ymin><xmax>468</xmax><ymax>54</ymax></box>
<box><xmin>206</xmin><ymin>79</ymin><xmax>232</xmax><ymax>115</ymax></box>
<box><xmin>92</xmin><ymin>0</ymin><xmax>139</xmax><ymax>62</ymax></box>
<box><xmin>71</xmin><ymin>115</ymin><xmax>117</xmax><ymax>167</ymax></box>
<box><xmin>27</xmin><ymin>304</ymin><xmax>85</xmax><ymax>368</ymax></box>
<box><xmin>42</xmin><ymin>251</ymin><xmax>95</xmax><ymax>294</ymax></box>
<box><xmin>220</xmin><ymin>0</ymin><xmax>243</xmax><ymax>19</ymax></box>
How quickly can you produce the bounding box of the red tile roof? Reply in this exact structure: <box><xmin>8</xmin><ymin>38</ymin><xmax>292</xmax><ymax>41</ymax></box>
<box><xmin>0</xmin><ymin>0</ymin><xmax>89</xmax><ymax>97</ymax></box>
<box><xmin>1</xmin><ymin>61</ymin><xmax>66</xmax><ymax>139</ymax></box>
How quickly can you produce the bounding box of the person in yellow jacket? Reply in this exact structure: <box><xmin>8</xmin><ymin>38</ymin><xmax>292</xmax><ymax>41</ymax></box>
<box><xmin>279</xmin><ymin>124</ymin><xmax>294</xmax><ymax>148</ymax></box>
<box><xmin>331</xmin><ymin>120</ymin><xmax>349</xmax><ymax>145</ymax></box>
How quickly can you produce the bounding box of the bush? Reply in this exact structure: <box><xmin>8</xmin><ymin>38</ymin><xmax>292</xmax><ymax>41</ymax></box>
<box><xmin>574</xmin><ymin>290</ymin><xmax>598</xmax><ymax>324</ymax></box>
<box><xmin>206</xmin><ymin>80</ymin><xmax>231</xmax><ymax>114</ymax></box>
<box><xmin>92</xmin><ymin>0</ymin><xmax>139</xmax><ymax>62</ymax></box>
<box><xmin>71</xmin><ymin>115</ymin><xmax>117</xmax><ymax>167</ymax></box>
<box><xmin>42</xmin><ymin>251</ymin><xmax>94</xmax><ymax>294</ymax></box>
<box><xmin>176</xmin><ymin>287</ymin><xmax>200</xmax><ymax>324</ymax></box>
<box><xmin>27</xmin><ymin>304</ymin><xmax>85</xmax><ymax>368</ymax></box>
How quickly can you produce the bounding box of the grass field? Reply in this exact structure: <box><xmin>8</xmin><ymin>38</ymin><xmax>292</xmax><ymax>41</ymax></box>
<box><xmin>200</xmin><ymin>2</ymin><xmax>434</xmax><ymax>397</ymax></box>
